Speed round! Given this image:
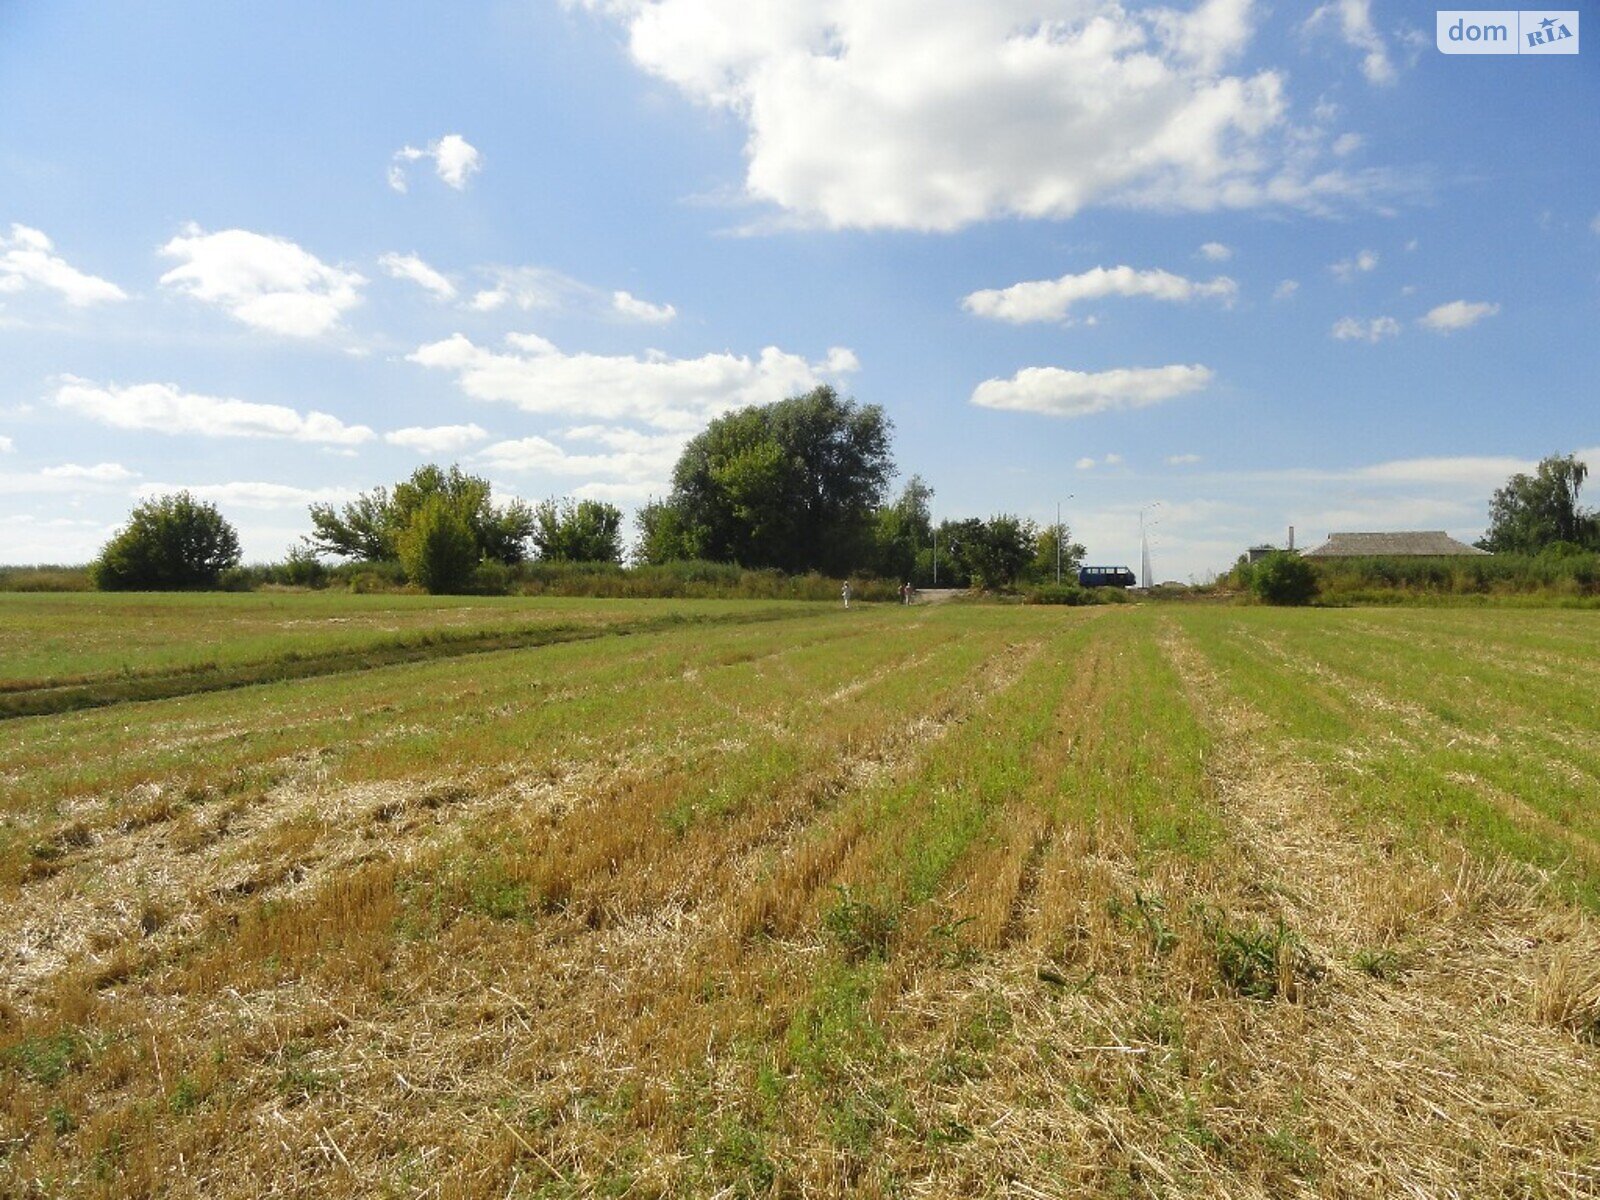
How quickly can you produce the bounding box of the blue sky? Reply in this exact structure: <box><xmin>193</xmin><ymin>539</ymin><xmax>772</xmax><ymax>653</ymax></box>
<box><xmin>1</xmin><ymin>0</ymin><xmax>1595</xmax><ymax>579</ymax></box>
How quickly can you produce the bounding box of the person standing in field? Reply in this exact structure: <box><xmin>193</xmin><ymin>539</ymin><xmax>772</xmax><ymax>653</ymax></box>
<box><xmin>842</xmin><ymin>581</ymin><xmax>852</xmax><ymax>609</ymax></box>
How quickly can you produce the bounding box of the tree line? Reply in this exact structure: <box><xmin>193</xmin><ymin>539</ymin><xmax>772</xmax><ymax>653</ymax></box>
<box><xmin>90</xmin><ymin>386</ymin><xmax>1087</xmax><ymax>593</ymax></box>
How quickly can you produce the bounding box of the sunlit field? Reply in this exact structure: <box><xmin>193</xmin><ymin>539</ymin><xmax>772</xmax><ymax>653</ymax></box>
<box><xmin>0</xmin><ymin>593</ymin><xmax>815</xmax><ymax>718</ymax></box>
<box><xmin>2</xmin><ymin>599</ymin><xmax>1597</xmax><ymax>1198</ymax></box>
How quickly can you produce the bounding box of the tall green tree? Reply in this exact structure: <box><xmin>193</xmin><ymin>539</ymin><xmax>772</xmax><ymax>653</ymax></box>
<box><xmin>92</xmin><ymin>492</ymin><xmax>242</xmax><ymax>590</ymax></box>
<box><xmin>531</xmin><ymin>498</ymin><xmax>624</xmax><ymax>563</ymax></box>
<box><xmin>656</xmin><ymin>386</ymin><xmax>894</xmax><ymax>574</ymax></box>
<box><xmin>872</xmin><ymin>475</ymin><xmax>934</xmax><ymax>581</ymax></box>
<box><xmin>1480</xmin><ymin>453</ymin><xmax>1598</xmax><ymax>553</ymax></box>
<box><xmin>307</xmin><ymin>464</ymin><xmax>534</xmax><ymax>565</ymax></box>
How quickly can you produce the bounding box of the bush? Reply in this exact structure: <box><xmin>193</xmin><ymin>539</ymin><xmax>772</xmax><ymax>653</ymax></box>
<box><xmin>396</xmin><ymin>495</ymin><xmax>480</xmax><ymax>594</ymax></box>
<box><xmin>91</xmin><ymin>492</ymin><xmax>242</xmax><ymax>591</ymax></box>
<box><xmin>279</xmin><ymin>547</ymin><xmax>328</xmax><ymax>588</ymax></box>
<box><xmin>1023</xmin><ymin>583</ymin><xmax>1098</xmax><ymax>606</ymax></box>
<box><xmin>1306</xmin><ymin>552</ymin><xmax>1600</xmax><ymax>602</ymax></box>
<box><xmin>216</xmin><ymin>567</ymin><xmax>255</xmax><ymax>592</ymax></box>
<box><xmin>345</xmin><ymin>569</ymin><xmax>392</xmax><ymax>595</ymax></box>
<box><xmin>1250</xmin><ymin>551</ymin><xmax>1318</xmax><ymax>606</ymax></box>
<box><xmin>470</xmin><ymin>560</ymin><xmax>513</xmax><ymax>595</ymax></box>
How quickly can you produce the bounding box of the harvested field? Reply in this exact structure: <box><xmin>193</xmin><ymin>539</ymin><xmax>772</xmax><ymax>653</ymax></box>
<box><xmin>1</xmin><ymin>598</ymin><xmax>1597</xmax><ymax>1197</ymax></box>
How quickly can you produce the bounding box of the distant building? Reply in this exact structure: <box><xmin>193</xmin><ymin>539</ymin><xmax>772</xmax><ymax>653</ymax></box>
<box><xmin>1247</xmin><ymin>526</ymin><xmax>1297</xmax><ymax>563</ymax></box>
<box><xmin>1301</xmin><ymin>531</ymin><xmax>1490</xmax><ymax>558</ymax></box>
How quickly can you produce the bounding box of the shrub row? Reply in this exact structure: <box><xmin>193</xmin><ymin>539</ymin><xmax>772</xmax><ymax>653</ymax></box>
<box><xmin>0</xmin><ymin>558</ymin><xmax>904</xmax><ymax>602</ymax></box>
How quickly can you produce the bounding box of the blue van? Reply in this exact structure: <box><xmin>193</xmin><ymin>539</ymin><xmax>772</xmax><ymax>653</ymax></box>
<box><xmin>1078</xmin><ymin>565</ymin><xmax>1137</xmax><ymax>588</ymax></box>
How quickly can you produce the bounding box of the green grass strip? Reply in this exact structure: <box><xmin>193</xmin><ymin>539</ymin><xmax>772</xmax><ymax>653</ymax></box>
<box><xmin>0</xmin><ymin>607</ymin><xmax>817</xmax><ymax>721</ymax></box>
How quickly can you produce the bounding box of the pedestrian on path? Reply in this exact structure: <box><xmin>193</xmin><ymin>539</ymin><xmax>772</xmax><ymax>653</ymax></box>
<box><xmin>841</xmin><ymin>580</ymin><xmax>852</xmax><ymax>609</ymax></box>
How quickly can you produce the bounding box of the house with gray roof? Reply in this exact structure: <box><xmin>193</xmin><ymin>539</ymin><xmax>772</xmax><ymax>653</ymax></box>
<box><xmin>1301</xmin><ymin>531</ymin><xmax>1490</xmax><ymax>558</ymax></box>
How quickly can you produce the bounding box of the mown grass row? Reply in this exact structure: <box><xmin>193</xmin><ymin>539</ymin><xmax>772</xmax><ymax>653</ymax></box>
<box><xmin>598</xmin><ymin>610</ymin><xmax>1229</xmax><ymax>1195</ymax></box>
<box><xmin>1172</xmin><ymin>606</ymin><xmax>1600</xmax><ymax>905</ymax></box>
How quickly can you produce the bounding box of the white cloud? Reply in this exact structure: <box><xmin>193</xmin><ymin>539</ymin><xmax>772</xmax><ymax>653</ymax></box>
<box><xmin>1330</xmin><ymin>248</ymin><xmax>1378</xmax><ymax>281</ymax></box>
<box><xmin>963</xmin><ymin>266</ymin><xmax>1236</xmax><ymax>324</ymax></box>
<box><xmin>40</xmin><ymin>462</ymin><xmax>138</xmax><ymax>481</ymax></box>
<box><xmin>0</xmin><ymin>435</ymin><xmax>12</xmax><ymax>453</ymax></box>
<box><xmin>1272</xmin><ymin>279</ymin><xmax>1299</xmax><ymax>301</ymax></box>
<box><xmin>55</xmin><ymin>377</ymin><xmax>375</xmax><ymax>444</ymax></box>
<box><xmin>1348</xmin><ymin>455</ymin><xmax>1528</xmax><ymax>488</ymax></box>
<box><xmin>135</xmin><ymin>481</ymin><xmax>357</xmax><ymax>509</ymax></box>
<box><xmin>1330</xmin><ymin>315</ymin><xmax>1399</xmax><ymax>342</ymax></box>
<box><xmin>824</xmin><ymin>347</ymin><xmax>861</xmax><ymax>373</ymax></box>
<box><xmin>1418</xmin><ymin>300</ymin><xmax>1499</xmax><ymax>334</ymax></box>
<box><xmin>389</xmin><ymin>134</ymin><xmax>482</xmax><ymax>192</ymax></box>
<box><xmin>468</xmin><ymin>266</ymin><xmax>673</xmax><ymax>324</ymax></box>
<box><xmin>159</xmin><ymin>225</ymin><xmax>365</xmax><ymax>338</ymax></box>
<box><xmin>1332</xmin><ymin>132</ymin><xmax>1364</xmax><ymax>156</ymax></box>
<box><xmin>1305</xmin><ymin>0</ymin><xmax>1396</xmax><ymax>85</ymax></box>
<box><xmin>379</xmin><ymin>252</ymin><xmax>457</xmax><ymax>301</ymax></box>
<box><xmin>971</xmin><ymin>364</ymin><xmax>1213</xmax><ymax>418</ymax></box>
<box><xmin>573</xmin><ymin>0</ymin><xmax>1378</xmax><ymax>231</ymax></box>
<box><xmin>1074</xmin><ymin>452</ymin><xmax>1125</xmax><ymax>470</ymax></box>
<box><xmin>1198</xmin><ymin>241</ymin><xmax>1233</xmax><ymax>261</ymax></box>
<box><xmin>480</xmin><ymin>427</ymin><xmax>684</xmax><ymax>483</ymax></box>
<box><xmin>1591</xmin><ymin>213</ymin><xmax>1600</xmax><ymax>236</ymax></box>
<box><xmin>611</xmin><ymin>289</ymin><xmax>677</xmax><ymax>323</ymax></box>
<box><xmin>0</xmin><ymin>224</ymin><xmax>127</xmax><ymax>306</ymax></box>
<box><xmin>0</xmin><ymin>467</ymin><xmax>133</xmax><ymax>497</ymax></box>
<box><xmin>1166</xmin><ymin>453</ymin><xmax>1202</xmax><ymax>465</ymax></box>
<box><xmin>0</xmin><ymin>512</ymin><xmax>119</xmax><ymax>562</ymax></box>
<box><xmin>408</xmin><ymin>332</ymin><xmax>856</xmax><ymax>432</ymax></box>
<box><xmin>384</xmin><ymin>423</ymin><xmax>490</xmax><ymax>455</ymax></box>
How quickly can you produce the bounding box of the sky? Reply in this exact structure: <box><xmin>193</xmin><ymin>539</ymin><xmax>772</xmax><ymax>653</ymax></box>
<box><xmin>0</xmin><ymin>0</ymin><xmax>1596</xmax><ymax>581</ymax></box>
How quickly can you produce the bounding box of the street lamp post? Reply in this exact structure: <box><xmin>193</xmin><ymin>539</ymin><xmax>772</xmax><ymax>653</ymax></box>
<box><xmin>1055</xmin><ymin>495</ymin><xmax>1074</xmax><ymax>585</ymax></box>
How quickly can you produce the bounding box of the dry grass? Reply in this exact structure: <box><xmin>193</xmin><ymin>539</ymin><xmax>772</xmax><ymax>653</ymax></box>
<box><xmin>1</xmin><ymin>602</ymin><xmax>1597</xmax><ymax>1197</ymax></box>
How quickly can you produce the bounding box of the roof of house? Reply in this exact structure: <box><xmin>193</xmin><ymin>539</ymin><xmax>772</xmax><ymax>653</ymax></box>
<box><xmin>1301</xmin><ymin>531</ymin><xmax>1490</xmax><ymax>558</ymax></box>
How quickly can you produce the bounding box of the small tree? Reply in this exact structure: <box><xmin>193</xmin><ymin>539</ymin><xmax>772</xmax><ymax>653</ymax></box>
<box><xmin>1033</xmin><ymin>524</ymin><xmax>1086</xmax><ymax>584</ymax></box>
<box><xmin>92</xmin><ymin>492</ymin><xmax>242</xmax><ymax>590</ymax></box>
<box><xmin>633</xmin><ymin>498</ymin><xmax>696</xmax><ymax>565</ymax></box>
<box><xmin>308</xmin><ymin>463</ymin><xmax>534</xmax><ymax>565</ymax></box>
<box><xmin>396</xmin><ymin>494</ymin><xmax>479</xmax><ymax>593</ymax></box>
<box><xmin>531</xmin><ymin>498</ymin><xmax>625</xmax><ymax>563</ymax></box>
<box><xmin>1250</xmin><ymin>550</ymin><xmax>1318</xmax><ymax>606</ymax></box>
